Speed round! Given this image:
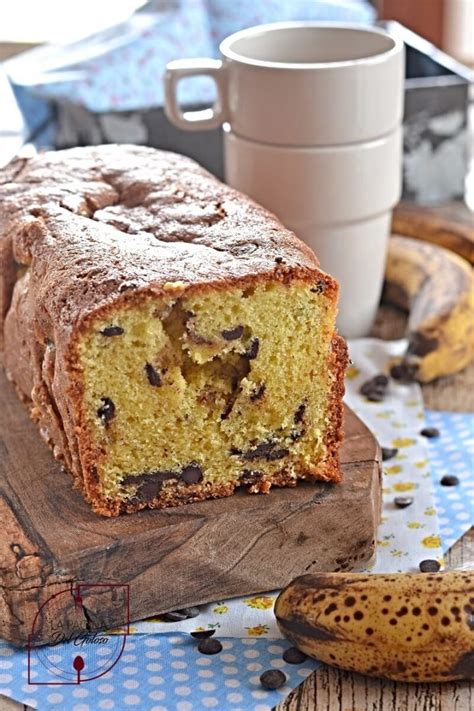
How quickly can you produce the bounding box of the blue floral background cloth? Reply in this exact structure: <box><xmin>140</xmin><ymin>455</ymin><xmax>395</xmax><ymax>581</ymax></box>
<box><xmin>5</xmin><ymin>0</ymin><xmax>375</xmax><ymax>132</ymax></box>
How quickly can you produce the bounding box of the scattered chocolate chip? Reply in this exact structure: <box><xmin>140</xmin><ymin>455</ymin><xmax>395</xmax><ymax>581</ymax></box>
<box><xmin>198</xmin><ymin>638</ymin><xmax>223</xmax><ymax>655</ymax></box>
<box><xmin>420</xmin><ymin>427</ymin><xmax>440</xmax><ymax>439</ymax></box>
<box><xmin>97</xmin><ymin>397</ymin><xmax>115</xmax><ymax>425</ymax></box>
<box><xmin>239</xmin><ymin>469</ymin><xmax>262</xmax><ymax>484</ymax></box>
<box><xmin>191</xmin><ymin>629</ymin><xmax>215</xmax><ymax>639</ymax></box>
<box><xmin>222</xmin><ymin>325</ymin><xmax>244</xmax><ymax>341</ymax></box>
<box><xmin>250</xmin><ymin>383</ymin><xmax>266</xmax><ymax>402</ymax></box>
<box><xmin>360</xmin><ymin>374</ymin><xmax>389</xmax><ymax>401</ymax></box>
<box><xmin>382</xmin><ymin>447</ymin><xmax>398</xmax><ymax>461</ymax></box>
<box><xmin>294</xmin><ymin>403</ymin><xmax>306</xmax><ymax>424</ymax></box>
<box><xmin>390</xmin><ymin>362</ymin><xmax>418</xmax><ymax>383</ymax></box>
<box><xmin>100</xmin><ymin>325</ymin><xmax>124</xmax><ymax>336</ymax></box>
<box><xmin>275</xmin><ymin>256</ymin><xmax>284</xmax><ymax>264</ymax></box>
<box><xmin>181</xmin><ymin>463</ymin><xmax>203</xmax><ymax>484</ymax></box>
<box><xmin>440</xmin><ymin>475</ymin><xmax>459</xmax><ymax>487</ymax></box>
<box><xmin>162</xmin><ymin>610</ymin><xmax>189</xmax><ymax>622</ymax></box>
<box><xmin>145</xmin><ymin>362</ymin><xmax>162</xmax><ymax>387</ymax></box>
<box><xmin>419</xmin><ymin>559</ymin><xmax>441</xmax><ymax>573</ymax></box>
<box><xmin>283</xmin><ymin>647</ymin><xmax>307</xmax><ymax>664</ymax></box>
<box><xmin>243</xmin><ymin>337</ymin><xmax>259</xmax><ymax>360</ymax></box>
<box><xmin>260</xmin><ymin>669</ymin><xmax>287</xmax><ymax>690</ymax></box>
<box><xmin>394</xmin><ymin>496</ymin><xmax>414</xmax><ymax>509</ymax></box>
<box><xmin>179</xmin><ymin>607</ymin><xmax>200</xmax><ymax>619</ymax></box>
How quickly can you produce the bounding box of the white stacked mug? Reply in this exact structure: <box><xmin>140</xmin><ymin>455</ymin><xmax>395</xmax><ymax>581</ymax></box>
<box><xmin>165</xmin><ymin>23</ymin><xmax>405</xmax><ymax>337</ymax></box>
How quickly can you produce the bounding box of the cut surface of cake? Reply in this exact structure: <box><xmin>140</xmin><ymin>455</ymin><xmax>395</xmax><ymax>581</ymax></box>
<box><xmin>0</xmin><ymin>145</ymin><xmax>348</xmax><ymax>516</ymax></box>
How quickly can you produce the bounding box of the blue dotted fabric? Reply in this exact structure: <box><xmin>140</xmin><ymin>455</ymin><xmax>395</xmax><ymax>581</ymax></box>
<box><xmin>0</xmin><ymin>634</ymin><xmax>318</xmax><ymax>711</ymax></box>
<box><xmin>426</xmin><ymin>410</ymin><xmax>474</xmax><ymax>552</ymax></box>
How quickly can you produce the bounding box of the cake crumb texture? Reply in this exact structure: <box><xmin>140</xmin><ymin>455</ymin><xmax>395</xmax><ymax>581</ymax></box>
<box><xmin>0</xmin><ymin>145</ymin><xmax>347</xmax><ymax>516</ymax></box>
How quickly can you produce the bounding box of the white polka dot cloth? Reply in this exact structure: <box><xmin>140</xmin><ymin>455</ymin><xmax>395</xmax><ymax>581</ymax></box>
<box><xmin>1</xmin><ymin>339</ymin><xmax>472</xmax><ymax>710</ymax></box>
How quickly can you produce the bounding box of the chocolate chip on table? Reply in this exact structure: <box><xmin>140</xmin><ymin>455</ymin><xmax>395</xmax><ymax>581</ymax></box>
<box><xmin>191</xmin><ymin>629</ymin><xmax>215</xmax><ymax>639</ymax></box>
<box><xmin>260</xmin><ymin>669</ymin><xmax>287</xmax><ymax>690</ymax></box>
<box><xmin>97</xmin><ymin>397</ymin><xmax>115</xmax><ymax>424</ymax></box>
<box><xmin>440</xmin><ymin>475</ymin><xmax>459</xmax><ymax>487</ymax></box>
<box><xmin>390</xmin><ymin>362</ymin><xmax>418</xmax><ymax>383</ymax></box>
<box><xmin>181</xmin><ymin>463</ymin><xmax>203</xmax><ymax>484</ymax></box>
<box><xmin>163</xmin><ymin>607</ymin><xmax>200</xmax><ymax>622</ymax></box>
<box><xmin>394</xmin><ymin>496</ymin><xmax>414</xmax><ymax>509</ymax></box>
<box><xmin>382</xmin><ymin>447</ymin><xmax>399</xmax><ymax>461</ymax></box>
<box><xmin>360</xmin><ymin>374</ymin><xmax>389</xmax><ymax>401</ymax></box>
<box><xmin>420</xmin><ymin>427</ymin><xmax>440</xmax><ymax>439</ymax></box>
<box><xmin>100</xmin><ymin>325</ymin><xmax>124</xmax><ymax>336</ymax></box>
<box><xmin>162</xmin><ymin>610</ymin><xmax>189</xmax><ymax>622</ymax></box>
<box><xmin>419</xmin><ymin>559</ymin><xmax>441</xmax><ymax>573</ymax></box>
<box><xmin>222</xmin><ymin>325</ymin><xmax>244</xmax><ymax>341</ymax></box>
<box><xmin>243</xmin><ymin>337</ymin><xmax>259</xmax><ymax>360</ymax></box>
<box><xmin>198</xmin><ymin>638</ymin><xmax>223</xmax><ymax>655</ymax></box>
<box><xmin>145</xmin><ymin>362</ymin><xmax>162</xmax><ymax>387</ymax></box>
<box><xmin>283</xmin><ymin>647</ymin><xmax>307</xmax><ymax>664</ymax></box>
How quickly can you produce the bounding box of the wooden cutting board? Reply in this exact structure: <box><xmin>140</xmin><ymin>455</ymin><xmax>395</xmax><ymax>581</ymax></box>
<box><xmin>0</xmin><ymin>371</ymin><xmax>381</xmax><ymax>647</ymax></box>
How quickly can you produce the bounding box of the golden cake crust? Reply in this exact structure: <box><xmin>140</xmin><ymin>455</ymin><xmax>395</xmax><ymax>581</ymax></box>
<box><xmin>0</xmin><ymin>145</ymin><xmax>347</xmax><ymax>516</ymax></box>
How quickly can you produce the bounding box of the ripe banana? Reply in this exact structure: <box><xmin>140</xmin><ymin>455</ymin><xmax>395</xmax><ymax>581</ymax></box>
<box><xmin>383</xmin><ymin>235</ymin><xmax>474</xmax><ymax>383</ymax></box>
<box><xmin>275</xmin><ymin>570</ymin><xmax>474</xmax><ymax>683</ymax></box>
<box><xmin>392</xmin><ymin>203</ymin><xmax>474</xmax><ymax>265</ymax></box>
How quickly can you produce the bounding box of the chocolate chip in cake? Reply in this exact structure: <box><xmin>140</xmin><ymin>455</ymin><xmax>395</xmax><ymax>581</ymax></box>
<box><xmin>294</xmin><ymin>403</ymin><xmax>306</xmax><ymax>424</ymax></box>
<box><xmin>243</xmin><ymin>337</ymin><xmax>259</xmax><ymax>360</ymax></box>
<box><xmin>198</xmin><ymin>638</ymin><xmax>223</xmax><ymax>655</ymax></box>
<box><xmin>275</xmin><ymin>256</ymin><xmax>284</xmax><ymax>264</ymax></box>
<box><xmin>239</xmin><ymin>469</ymin><xmax>263</xmax><ymax>484</ymax></box>
<box><xmin>419</xmin><ymin>559</ymin><xmax>441</xmax><ymax>573</ymax></box>
<box><xmin>310</xmin><ymin>279</ymin><xmax>326</xmax><ymax>294</ymax></box>
<box><xmin>390</xmin><ymin>362</ymin><xmax>418</xmax><ymax>383</ymax></box>
<box><xmin>250</xmin><ymin>383</ymin><xmax>266</xmax><ymax>402</ymax></box>
<box><xmin>221</xmin><ymin>325</ymin><xmax>244</xmax><ymax>341</ymax></box>
<box><xmin>181</xmin><ymin>463</ymin><xmax>203</xmax><ymax>484</ymax></box>
<box><xmin>123</xmin><ymin>470</ymin><xmax>178</xmax><ymax>502</ymax></box>
<box><xmin>420</xmin><ymin>427</ymin><xmax>440</xmax><ymax>439</ymax></box>
<box><xmin>382</xmin><ymin>447</ymin><xmax>398</xmax><ymax>461</ymax></box>
<box><xmin>243</xmin><ymin>440</ymin><xmax>289</xmax><ymax>461</ymax></box>
<box><xmin>394</xmin><ymin>496</ymin><xmax>414</xmax><ymax>509</ymax></box>
<box><xmin>440</xmin><ymin>475</ymin><xmax>459</xmax><ymax>487</ymax></box>
<box><xmin>100</xmin><ymin>325</ymin><xmax>124</xmax><ymax>336</ymax></box>
<box><xmin>97</xmin><ymin>397</ymin><xmax>115</xmax><ymax>425</ymax></box>
<box><xmin>283</xmin><ymin>647</ymin><xmax>307</xmax><ymax>664</ymax></box>
<box><xmin>145</xmin><ymin>362</ymin><xmax>162</xmax><ymax>387</ymax></box>
<box><xmin>191</xmin><ymin>629</ymin><xmax>215</xmax><ymax>639</ymax></box>
<box><xmin>260</xmin><ymin>669</ymin><xmax>286</xmax><ymax>689</ymax></box>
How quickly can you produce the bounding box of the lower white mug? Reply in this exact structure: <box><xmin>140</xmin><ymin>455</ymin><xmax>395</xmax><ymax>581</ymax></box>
<box><xmin>224</xmin><ymin>128</ymin><xmax>402</xmax><ymax>338</ymax></box>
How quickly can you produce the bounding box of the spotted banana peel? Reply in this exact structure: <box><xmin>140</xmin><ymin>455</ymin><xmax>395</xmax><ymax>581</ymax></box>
<box><xmin>275</xmin><ymin>570</ymin><xmax>474</xmax><ymax>682</ymax></box>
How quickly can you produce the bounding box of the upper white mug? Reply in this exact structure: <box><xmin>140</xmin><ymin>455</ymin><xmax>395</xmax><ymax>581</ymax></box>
<box><xmin>164</xmin><ymin>22</ymin><xmax>405</xmax><ymax>146</ymax></box>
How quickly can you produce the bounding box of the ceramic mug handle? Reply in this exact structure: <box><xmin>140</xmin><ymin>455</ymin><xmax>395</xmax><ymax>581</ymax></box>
<box><xmin>164</xmin><ymin>59</ymin><xmax>228</xmax><ymax>131</ymax></box>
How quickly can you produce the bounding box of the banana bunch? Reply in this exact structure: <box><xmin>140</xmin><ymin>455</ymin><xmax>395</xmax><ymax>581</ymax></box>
<box><xmin>384</xmin><ymin>236</ymin><xmax>474</xmax><ymax>383</ymax></box>
<box><xmin>275</xmin><ymin>570</ymin><xmax>474</xmax><ymax>682</ymax></box>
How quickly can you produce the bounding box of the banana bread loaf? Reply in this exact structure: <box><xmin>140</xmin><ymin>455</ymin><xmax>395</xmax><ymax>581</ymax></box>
<box><xmin>0</xmin><ymin>145</ymin><xmax>347</xmax><ymax>516</ymax></box>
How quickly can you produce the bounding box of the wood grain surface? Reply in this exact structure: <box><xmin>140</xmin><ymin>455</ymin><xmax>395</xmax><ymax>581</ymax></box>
<box><xmin>0</xmin><ymin>370</ymin><xmax>381</xmax><ymax>647</ymax></box>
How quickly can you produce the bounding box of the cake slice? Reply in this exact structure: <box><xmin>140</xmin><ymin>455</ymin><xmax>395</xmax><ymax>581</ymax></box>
<box><xmin>0</xmin><ymin>145</ymin><xmax>347</xmax><ymax>516</ymax></box>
